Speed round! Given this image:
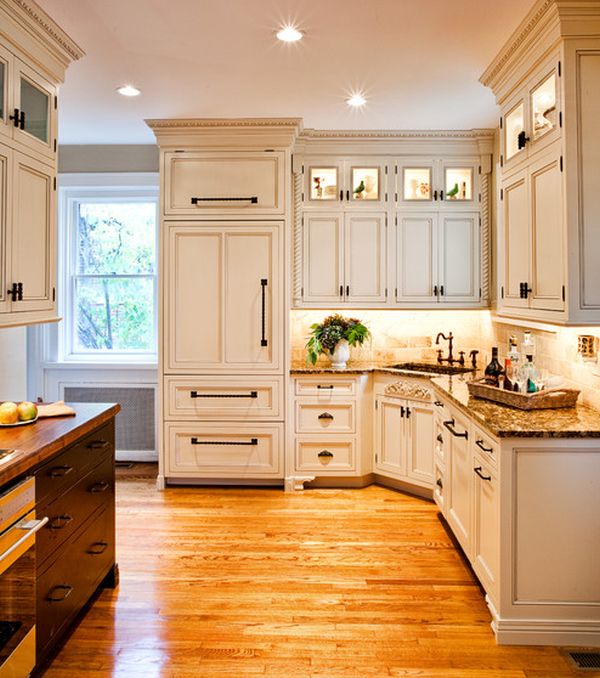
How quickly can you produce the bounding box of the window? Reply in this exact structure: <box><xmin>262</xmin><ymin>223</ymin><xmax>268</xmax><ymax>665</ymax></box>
<box><xmin>58</xmin><ymin>175</ymin><xmax>158</xmax><ymax>362</ymax></box>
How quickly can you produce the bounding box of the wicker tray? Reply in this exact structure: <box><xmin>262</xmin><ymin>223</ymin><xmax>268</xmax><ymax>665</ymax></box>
<box><xmin>467</xmin><ymin>378</ymin><xmax>580</xmax><ymax>410</ymax></box>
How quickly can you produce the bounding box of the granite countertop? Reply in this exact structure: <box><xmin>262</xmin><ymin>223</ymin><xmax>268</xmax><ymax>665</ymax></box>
<box><xmin>0</xmin><ymin>402</ymin><xmax>121</xmax><ymax>487</ymax></box>
<box><xmin>290</xmin><ymin>362</ymin><xmax>475</xmax><ymax>378</ymax></box>
<box><xmin>430</xmin><ymin>374</ymin><xmax>600</xmax><ymax>439</ymax></box>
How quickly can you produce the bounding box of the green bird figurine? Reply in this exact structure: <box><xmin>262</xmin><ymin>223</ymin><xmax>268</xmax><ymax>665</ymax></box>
<box><xmin>447</xmin><ymin>182</ymin><xmax>459</xmax><ymax>198</ymax></box>
<box><xmin>354</xmin><ymin>180</ymin><xmax>365</xmax><ymax>194</ymax></box>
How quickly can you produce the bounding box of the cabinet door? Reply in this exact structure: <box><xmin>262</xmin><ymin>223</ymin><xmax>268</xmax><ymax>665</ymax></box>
<box><xmin>13</xmin><ymin>58</ymin><xmax>55</xmax><ymax>159</ymax></box>
<box><xmin>302</xmin><ymin>212</ymin><xmax>343</xmax><ymax>304</ymax></box>
<box><xmin>0</xmin><ymin>145</ymin><xmax>10</xmax><ymax>313</ymax></box>
<box><xmin>440</xmin><ymin>163</ymin><xmax>478</xmax><ymax>206</ymax></box>
<box><xmin>346</xmin><ymin>159</ymin><xmax>388</xmax><ymax>208</ymax></box>
<box><xmin>10</xmin><ymin>152</ymin><xmax>55</xmax><ymax>313</ymax></box>
<box><xmin>395</xmin><ymin>212</ymin><xmax>438</xmax><ymax>303</ymax></box>
<box><xmin>438</xmin><ymin>212</ymin><xmax>480</xmax><ymax>303</ymax></box>
<box><xmin>501</xmin><ymin>168</ymin><xmax>530</xmax><ymax>309</ymax></box>
<box><xmin>344</xmin><ymin>212</ymin><xmax>387</xmax><ymax>303</ymax></box>
<box><xmin>0</xmin><ymin>45</ymin><xmax>12</xmax><ymax>142</ymax></box>
<box><xmin>529</xmin><ymin>151</ymin><xmax>564</xmax><ymax>311</ymax></box>
<box><xmin>405</xmin><ymin>401</ymin><xmax>434</xmax><ymax>486</ymax></box>
<box><xmin>445</xmin><ymin>410</ymin><xmax>472</xmax><ymax>555</ymax></box>
<box><xmin>304</xmin><ymin>159</ymin><xmax>343</xmax><ymax>205</ymax></box>
<box><xmin>396</xmin><ymin>162</ymin><xmax>434</xmax><ymax>206</ymax></box>
<box><xmin>472</xmin><ymin>457</ymin><xmax>499</xmax><ymax>599</ymax></box>
<box><xmin>165</xmin><ymin>224</ymin><xmax>282</xmax><ymax>373</ymax></box>
<box><xmin>374</xmin><ymin>397</ymin><xmax>406</xmax><ymax>477</ymax></box>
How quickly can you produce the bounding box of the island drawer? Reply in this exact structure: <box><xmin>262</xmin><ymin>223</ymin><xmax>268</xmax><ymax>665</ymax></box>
<box><xmin>471</xmin><ymin>422</ymin><xmax>498</xmax><ymax>468</ymax></box>
<box><xmin>295</xmin><ymin>402</ymin><xmax>355</xmax><ymax>433</ymax></box>
<box><xmin>295</xmin><ymin>437</ymin><xmax>356</xmax><ymax>473</ymax></box>
<box><xmin>294</xmin><ymin>378</ymin><xmax>357</xmax><ymax>398</ymax></box>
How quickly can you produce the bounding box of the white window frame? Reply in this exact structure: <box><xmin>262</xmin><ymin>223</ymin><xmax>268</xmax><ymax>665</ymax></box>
<box><xmin>57</xmin><ymin>173</ymin><xmax>159</xmax><ymax>364</ymax></box>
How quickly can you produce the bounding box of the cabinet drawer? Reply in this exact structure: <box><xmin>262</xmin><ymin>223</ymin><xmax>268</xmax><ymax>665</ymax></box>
<box><xmin>166</xmin><ymin>422</ymin><xmax>283</xmax><ymax>478</ymax></box>
<box><xmin>37</xmin><ymin>453</ymin><xmax>114</xmax><ymax>566</ymax></box>
<box><xmin>35</xmin><ymin>422</ymin><xmax>114</xmax><ymax>505</ymax></box>
<box><xmin>295</xmin><ymin>438</ymin><xmax>356</xmax><ymax>473</ymax></box>
<box><xmin>471</xmin><ymin>423</ymin><xmax>498</xmax><ymax>468</ymax></box>
<box><xmin>295</xmin><ymin>402</ymin><xmax>355</xmax><ymax>433</ymax></box>
<box><xmin>37</xmin><ymin>505</ymin><xmax>114</xmax><ymax>659</ymax></box>
<box><xmin>294</xmin><ymin>378</ymin><xmax>356</xmax><ymax>398</ymax></box>
<box><xmin>165</xmin><ymin>376</ymin><xmax>283</xmax><ymax>420</ymax></box>
<box><xmin>433</xmin><ymin>463</ymin><xmax>445</xmax><ymax>511</ymax></box>
<box><xmin>163</xmin><ymin>151</ymin><xmax>284</xmax><ymax>216</ymax></box>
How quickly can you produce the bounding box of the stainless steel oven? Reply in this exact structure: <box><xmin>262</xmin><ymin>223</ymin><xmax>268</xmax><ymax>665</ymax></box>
<box><xmin>0</xmin><ymin>476</ymin><xmax>47</xmax><ymax>678</ymax></box>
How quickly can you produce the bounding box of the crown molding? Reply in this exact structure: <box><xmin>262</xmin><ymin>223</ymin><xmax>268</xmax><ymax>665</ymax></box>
<box><xmin>1</xmin><ymin>0</ymin><xmax>85</xmax><ymax>63</ymax></box>
<box><xmin>300</xmin><ymin>128</ymin><xmax>495</xmax><ymax>141</ymax></box>
<box><xmin>145</xmin><ymin>118</ymin><xmax>303</xmax><ymax>130</ymax></box>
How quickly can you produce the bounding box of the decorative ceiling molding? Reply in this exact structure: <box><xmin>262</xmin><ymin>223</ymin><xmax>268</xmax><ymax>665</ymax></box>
<box><xmin>480</xmin><ymin>0</ymin><xmax>555</xmax><ymax>87</ymax></box>
<box><xmin>145</xmin><ymin>118</ymin><xmax>304</xmax><ymax>130</ymax></box>
<box><xmin>299</xmin><ymin>128</ymin><xmax>495</xmax><ymax>140</ymax></box>
<box><xmin>4</xmin><ymin>0</ymin><xmax>85</xmax><ymax>61</ymax></box>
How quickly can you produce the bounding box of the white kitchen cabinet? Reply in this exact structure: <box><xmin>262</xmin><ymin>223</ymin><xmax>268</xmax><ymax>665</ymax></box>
<box><xmin>301</xmin><ymin>211</ymin><xmax>387</xmax><ymax>306</ymax></box>
<box><xmin>373</xmin><ymin>374</ymin><xmax>434</xmax><ymax>490</ymax></box>
<box><xmin>499</xmin><ymin>145</ymin><xmax>564</xmax><ymax>314</ymax></box>
<box><xmin>163</xmin><ymin>150</ymin><xmax>285</xmax><ymax>217</ymax></box>
<box><xmin>395</xmin><ymin>211</ymin><xmax>480</xmax><ymax>305</ymax></box>
<box><xmin>302</xmin><ymin>156</ymin><xmax>389</xmax><ymax>208</ymax></box>
<box><xmin>482</xmin><ymin>2</ymin><xmax>600</xmax><ymax>323</ymax></box>
<box><xmin>396</xmin><ymin>158</ymin><xmax>480</xmax><ymax>208</ymax></box>
<box><xmin>0</xmin><ymin>143</ymin><xmax>9</xmax><ymax>315</ymax></box>
<box><xmin>471</xmin><ymin>453</ymin><xmax>499</xmax><ymax>600</ymax></box>
<box><xmin>165</xmin><ymin>223</ymin><xmax>283</xmax><ymax>374</ymax></box>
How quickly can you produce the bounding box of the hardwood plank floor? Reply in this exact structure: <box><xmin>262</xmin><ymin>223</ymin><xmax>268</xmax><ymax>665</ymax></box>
<box><xmin>42</xmin><ymin>464</ymin><xmax>594</xmax><ymax>677</ymax></box>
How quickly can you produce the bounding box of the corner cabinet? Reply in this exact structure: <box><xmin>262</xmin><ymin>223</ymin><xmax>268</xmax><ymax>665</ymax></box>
<box><xmin>148</xmin><ymin>118</ymin><xmax>301</xmax><ymax>488</ymax></box>
<box><xmin>292</xmin><ymin>142</ymin><xmax>492</xmax><ymax>310</ymax></box>
<box><xmin>0</xmin><ymin>1</ymin><xmax>83</xmax><ymax>327</ymax></box>
<box><xmin>482</xmin><ymin>2</ymin><xmax>600</xmax><ymax>323</ymax></box>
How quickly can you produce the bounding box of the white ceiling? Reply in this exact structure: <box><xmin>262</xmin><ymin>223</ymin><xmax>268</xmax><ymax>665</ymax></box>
<box><xmin>37</xmin><ymin>0</ymin><xmax>535</xmax><ymax>145</ymax></box>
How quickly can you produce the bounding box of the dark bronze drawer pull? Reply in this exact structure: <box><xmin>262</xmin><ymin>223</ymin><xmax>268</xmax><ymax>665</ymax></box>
<box><xmin>49</xmin><ymin>514</ymin><xmax>73</xmax><ymax>530</ymax></box>
<box><xmin>318</xmin><ymin>412</ymin><xmax>334</xmax><ymax>420</ymax></box>
<box><xmin>316</xmin><ymin>385</ymin><xmax>334</xmax><ymax>390</ymax></box>
<box><xmin>90</xmin><ymin>481</ymin><xmax>110</xmax><ymax>493</ymax></box>
<box><xmin>191</xmin><ymin>438</ymin><xmax>258</xmax><ymax>446</ymax></box>
<box><xmin>436</xmin><ymin>434</ymin><xmax>443</xmax><ymax>444</ymax></box>
<box><xmin>47</xmin><ymin>584</ymin><xmax>73</xmax><ymax>602</ymax></box>
<box><xmin>474</xmin><ymin>466</ymin><xmax>492</xmax><ymax>481</ymax></box>
<box><xmin>475</xmin><ymin>439</ymin><xmax>494</xmax><ymax>454</ymax></box>
<box><xmin>87</xmin><ymin>541</ymin><xmax>109</xmax><ymax>555</ymax></box>
<box><xmin>49</xmin><ymin>464</ymin><xmax>73</xmax><ymax>478</ymax></box>
<box><xmin>190</xmin><ymin>196</ymin><xmax>258</xmax><ymax>204</ymax></box>
<box><xmin>190</xmin><ymin>391</ymin><xmax>258</xmax><ymax>399</ymax></box>
<box><xmin>443</xmin><ymin>419</ymin><xmax>468</xmax><ymax>439</ymax></box>
<box><xmin>434</xmin><ymin>400</ymin><xmax>444</xmax><ymax>408</ymax></box>
<box><xmin>88</xmin><ymin>440</ymin><xmax>110</xmax><ymax>450</ymax></box>
<box><xmin>260</xmin><ymin>278</ymin><xmax>268</xmax><ymax>347</ymax></box>
<box><xmin>436</xmin><ymin>478</ymin><xmax>443</xmax><ymax>489</ymax></box>
<box><xmin>318</xmin><ymin>450</ymin><xmax>334</xmax><ymax>458</ymax></box>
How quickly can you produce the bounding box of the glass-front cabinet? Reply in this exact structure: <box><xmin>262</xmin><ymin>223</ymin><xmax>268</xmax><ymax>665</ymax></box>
<box><xmin>303</xmin><ymin>157</ymin><xmax>388</xmax><ymax>208</ymax></box>
<box><xmin>396</xmin><ymin>159</ymin><xmax>479</xmax><ymax>207</ymax></box>
<box><xmin>501</xmin><ymin>56</ymin><xmax>560</xmax><ymax>169</ymax></box>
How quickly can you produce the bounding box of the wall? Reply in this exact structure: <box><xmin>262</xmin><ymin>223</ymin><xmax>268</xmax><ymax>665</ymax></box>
<box><xmin>58</xmin><ymin>145</ymin><xmax>158</xmax><ymax>173</ymax></box>
<box><xmin>0</xmin><ymin>327</ymin><xmax>27</xmax><ymax>400</ymax></box>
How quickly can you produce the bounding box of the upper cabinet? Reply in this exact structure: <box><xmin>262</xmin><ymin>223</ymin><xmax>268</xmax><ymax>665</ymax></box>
<box><xmin>302</xmin><ymin>156</ymin><xmax>389</xmax><ymax>209</ymax></box>
<box><xmin>482</xmin><ymin>0</ymin><xmax>600</xmax><ymax>324</ymax></box>
<box><xmin>0</xmin><ymin>0</ymin><xmax>84</xmax><ymax>328</ymax></box>
<box><xmin>396</xmin><ymin>158</ymin><xmax>480</xmax><ymax>208</ymax></box>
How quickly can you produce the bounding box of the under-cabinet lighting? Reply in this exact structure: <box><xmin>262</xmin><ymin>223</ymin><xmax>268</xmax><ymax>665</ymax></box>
<box><xmin>276</xmin><ymin>25</ymin><xmax>303</xmax><ymax>42</ymax></box>
<box><xmin>117</xmin><ymin>85</ymin><xmax>141</xmax><ymax>97</ymax></box>
<box><xmin>347</xmin><ymin>92</ymin><xmax>367</xmax><ymax>107</ymax></box>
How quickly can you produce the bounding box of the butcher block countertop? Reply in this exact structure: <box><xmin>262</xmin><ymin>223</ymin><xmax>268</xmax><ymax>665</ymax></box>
<box><xmin>0</xmin><ymin>402</ymin><xmax>120</xmax><ymax>487</ymax></box>
<box><xmin>430</xmin><ymin>374</ymin><xmax>600</xmax><ymax>439</ymax></box>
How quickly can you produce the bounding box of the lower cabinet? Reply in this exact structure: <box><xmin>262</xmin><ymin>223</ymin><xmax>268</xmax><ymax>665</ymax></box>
<box><xmin>471</xmin><ymin>453</ymin><xmax>499</xmax><ymax>598</ymax></box>
<box><xmin>34</xmin><ymin>419</ymin><xmax>116</xmax><ymax>665</ymax></box>
<box><xmin>444</xmin><ymin>405</ymin><xmax>472</xmax><ymax>552</ymax></box>
<box><xmin>373</xmin><ymin>375</ymin><xmax>434</xmax><ymax>490</ymax></box>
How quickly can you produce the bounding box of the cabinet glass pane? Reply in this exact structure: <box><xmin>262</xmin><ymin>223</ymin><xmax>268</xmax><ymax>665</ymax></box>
<box><xmin>403</xmin><ymin>168</ymin><xmax>431</xmax><ymax>200</ymax></box>
<box><xmin>351</xmin><ymin>167</ymin><xmax>379</xmax><ymax>201</ymax></box>
<box><xmin>531</xmin><ymin>73</ymin><xmax>557</xmax><ymax>140</ymax></box>
<box><xmin>0</xmin><ymin>61</ymin><xmax>4</xmax><ymax>121</ymax></box>
<box><xmin>309</xmin><ymin>167</ymin><xmax>338</xmax><ymax>200</ymax></box>
<box><xmin>505</xmin><ymin>103</ymin><xmax>524</xmax><ymax>160</ymax></box>
<box><xmin>444</xmin><ymin>168</ymin><xmax>473</xmax><ymax>201</ymax></box>
<box><xmin>20</xmin><ymin>77</ymin><xmax>49</xmax><ymax>143</ymax></box>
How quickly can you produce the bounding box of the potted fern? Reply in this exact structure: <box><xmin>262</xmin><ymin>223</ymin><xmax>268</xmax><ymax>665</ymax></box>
<box><xmin>305</xmin><ymin>314</ymin><xmax>370</xmax><ymax>368</ymax></box>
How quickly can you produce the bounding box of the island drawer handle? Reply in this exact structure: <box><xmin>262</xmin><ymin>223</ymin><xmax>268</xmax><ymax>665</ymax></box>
<box><xmin>316</xmin><ymin>385</ymin><xmax>334</xmax><ymax>390</ymax></box>
<box><xmin>47</xmin><ymin>584</ymin><xmax>73</xmax><ymax>602</ymax></box>
<box><xmin>49</xmin><ymin>464</ymin><xmax>73</xmax><ymax>478</ymax></box>
<box><xmin>191</xmin><ymin>438</ymin><xmax>258</xmax><ymax>446</ymax></box>
<box><xmin>436</xmin><ymin>478</ymin><xmax>443</xmax><ymax>489</ymax></box>
<box><xmin>191</xmin><ymin>196</ymin><xmax>258</xmax><ymax>204</ymax></box>
<box><xmin>474</xmin><ymin>466</ymin><xmax>492</xmax><ymax>481</ymax></box>
<box><xmin>433</xmin><ymin>400</ymin><xmax>444</xmax><ymax>408</ymax></box>
<box><xmin>443</xmin><ymin>419</ymin><xmax>468</xmax><ymax>439</ymax></box>
<box><xmin>318</xmin><ymin>412</ymin><xmax>334</xmax><ymax>420</ymax></box>
<box><xmin>49</xmin><ymin>514</ymin><xmax>73</xmax><ymax>530</ymax></box>
<box><xmin>190</xmin><ymin>391</ymin><xmax>258</xmax><ymax>399</ymax></box>
<box><xmin>87</xmin><ymin>541</ymin><xmax>109</xmax><ymax>555</ymax></box>
<box><xmin>475</xmin><ymin>439</ymin><xmax>494</xmax><ymax>454</ymax></box>
<box><xmin>88</xmin><ymin>440</ymin><xmax>110</xmax><ymax>450</ymax></box>
<box><xmin>436</xmin><ymin>434</ymin><xmax>443</xmax><ymax>444</ymax></box>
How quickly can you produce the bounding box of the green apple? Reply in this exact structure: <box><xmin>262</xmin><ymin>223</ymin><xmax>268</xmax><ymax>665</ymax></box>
<box><xmin>0</xmin><ymin>401</ymin><xmax>18</xmax><ymax>425</ymax></box>
<box><xmin>17</xmin><ymin>401</ymin><xmax>37</xmax><ymax>421</ymax></box>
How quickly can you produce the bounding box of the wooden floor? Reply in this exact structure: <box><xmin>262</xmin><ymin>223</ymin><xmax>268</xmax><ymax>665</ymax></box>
<box><xmin>42</xmin><ymin>464</ymin><xmax>593</xmax><ymax>677</ymax></box>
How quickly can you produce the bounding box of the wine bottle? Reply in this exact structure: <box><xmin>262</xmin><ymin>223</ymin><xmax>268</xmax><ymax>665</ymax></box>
<box><xmin>484</xmin><ymin>347</ymin><xmax>504</xmax><ymax>386</ymax></box>
<box><xmin>503</xmin><ymin>358</ymin><xmax>513</xmax><ymax>390</ymax></box>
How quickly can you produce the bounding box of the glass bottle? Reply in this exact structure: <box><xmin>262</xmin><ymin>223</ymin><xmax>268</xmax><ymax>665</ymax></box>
<box><xmin>525</xmin><ymin>354</ymin><xmax>538</xmax><ymax>393</ymax></box>
<box><xmin>484</xmin><ymin>347</ymin><xmax>504</xmax><ymax>387</ymax></box>
<box><xmin>522</xmin><ymin>331</ymin><xmax>536</xmax><ymax>358</ymax></box>
<box><xmin>503</xmin><ymin>358</ymin><xmax>513</xmax><ymax>391</ymax></box>
<box><xmin>508</xmin><ymin>334</ymin><xmax>520</xmax><ymax>367</ymax></box>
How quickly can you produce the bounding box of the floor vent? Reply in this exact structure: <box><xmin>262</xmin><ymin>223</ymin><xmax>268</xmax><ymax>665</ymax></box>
<box><xmin>568</xmin><ymin>652</ymin><xmax>600</xmax><ymax>670</ymax></box>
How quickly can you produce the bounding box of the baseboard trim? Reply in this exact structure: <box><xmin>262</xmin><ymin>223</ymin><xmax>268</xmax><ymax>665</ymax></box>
<box><xmin>306</xmin><ymin>473</ymin><xmax>375</xmax><ymax>488</ymax></box>
<box><xmin>373</xmin><ymin>474</ymin><xmax>434</xmax><ymax>501</ymax></box>
<box><xmin>165</xmin><ymin>477</ymin><xmax>284</xmax><ymax>487</ymax></box>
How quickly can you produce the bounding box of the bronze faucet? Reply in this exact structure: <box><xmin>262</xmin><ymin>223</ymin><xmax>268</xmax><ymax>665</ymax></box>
<box><xmin>435</xmin><ymin>332</ymin><xmax>454</xmax><ymax>364</ymax></box>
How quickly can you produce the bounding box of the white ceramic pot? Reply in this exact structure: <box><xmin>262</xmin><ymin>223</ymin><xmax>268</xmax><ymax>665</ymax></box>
<box><xmin>330</xmin><ymin>339</ymin><xmax>350</xmax><ymax>369</ymax></box>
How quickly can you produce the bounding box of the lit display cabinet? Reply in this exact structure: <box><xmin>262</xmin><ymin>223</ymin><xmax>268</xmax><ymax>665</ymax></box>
<box><xmin>396</xmin><ymin>159</ymin><xmax>479</xmax><ymax>207</ymax></box>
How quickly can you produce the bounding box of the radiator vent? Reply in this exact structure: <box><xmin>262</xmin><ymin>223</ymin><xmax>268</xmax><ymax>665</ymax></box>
<box><xmin>63</xmin><ymin>386</ymin><xmax>155</xmax><ymax>452</ymax></box>
<box><xmin>568</xmin><ymin>652</ymin><xmax>600</xmax><ymax>671</ymax></box>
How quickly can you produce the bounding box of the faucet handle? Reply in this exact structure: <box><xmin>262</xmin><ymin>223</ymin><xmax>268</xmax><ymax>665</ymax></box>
<box><xmin>469</xmin><ymin>349</ymin><xmax>479</xmax><ymax>369</ymax></box>
<box><xmin>437</xmin><ymin>349</ymin><xmax>443</xmax><ymax>364</ymax></box>
<box><xmin>458</xmin><ymin>351</ymin><xmax>465</xmax><ymax>366</ymax></box>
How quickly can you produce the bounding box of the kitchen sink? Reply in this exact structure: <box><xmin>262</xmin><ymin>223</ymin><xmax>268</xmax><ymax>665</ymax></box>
<box><xmin>386</xmin><ymin>362</ymin><xmax>474</xmax><ymax>376</ymax></box>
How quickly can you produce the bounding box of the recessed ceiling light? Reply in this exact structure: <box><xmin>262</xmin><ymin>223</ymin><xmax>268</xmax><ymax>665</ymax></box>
<box><xmin>117</xmin><ymin>85</ymin><xmax>141</xmax><ymax>97</ymax></box>
<box><xmin>347</xmin><ymin>92</ymin><xmax>367</xmax><ymax>107</ymax></box>
<box><xmin>276</xmin><ymin>25</ymin><xmax>303</xmax><ymax>42</ymax></box>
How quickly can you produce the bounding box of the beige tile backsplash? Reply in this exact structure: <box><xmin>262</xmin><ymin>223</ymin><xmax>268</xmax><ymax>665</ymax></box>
<box><xmin>291</xmin><ymin>310</ymin><xmax>600</xmax><ymax>410</ymax></box>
